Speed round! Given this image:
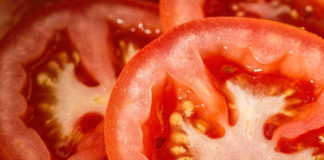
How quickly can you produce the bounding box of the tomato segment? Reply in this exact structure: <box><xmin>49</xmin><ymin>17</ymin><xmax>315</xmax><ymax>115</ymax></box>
<box><xmin>105</xmin><ymin>18</ymin><xmax>324</xmax><ymax>160</ymax></box>
<box><xmin>160</xmin><ymin>0</ymin><xmax>324</xmax><ymax>37</ymax></box>
<box><xmin>0</xmin><ymin>0</ymin><xmax>160</xmax><ymax>159</ymax></box>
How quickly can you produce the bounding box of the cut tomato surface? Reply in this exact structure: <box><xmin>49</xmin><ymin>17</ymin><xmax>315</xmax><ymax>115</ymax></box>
<box><xmin>105</xmin><ymin>18</ymin><xmax>324</xmax><ymax>160</ymax></box>
<box><xmin>0</xmin><ymin>0</ymin><xmax>160</xmax><ymax>159</ymax></box>
<box><xmin>159</xmin><ymin>0</ymin><xmax>324</xmax><ymax>37</ymax></box>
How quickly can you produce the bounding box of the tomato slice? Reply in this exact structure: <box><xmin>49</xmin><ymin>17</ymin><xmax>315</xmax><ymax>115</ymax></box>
<box><xmin>104</xmin><ymin>18</ymin><xmax>324</xmax><ymax>160</ymax></box>
<box><xmin>159</xmin><ymin>0</ymin><xmax>324</xmax><ymax>37</ymax></box>
<box><xmin>0</xmin><ymin>0</ymin><xmax>160</xmax><ymax>159</ymax></box>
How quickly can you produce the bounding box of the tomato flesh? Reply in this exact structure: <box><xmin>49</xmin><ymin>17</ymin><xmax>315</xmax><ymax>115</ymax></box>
<box><xmin>140</xmin><ymin>52</ymin><xmax>322</xmax><ymax>159</ymax></box>
<box><xmin>203</xmin><ymin>0</ymin><xmax>324</xmax><ymax>37</ymax></box>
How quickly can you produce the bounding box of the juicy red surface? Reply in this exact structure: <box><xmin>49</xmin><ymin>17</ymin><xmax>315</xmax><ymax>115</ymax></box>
<box><xmin>203</xmin><ymin>0</ymin><xmax>324</xmax><ymax>37</ymax></box>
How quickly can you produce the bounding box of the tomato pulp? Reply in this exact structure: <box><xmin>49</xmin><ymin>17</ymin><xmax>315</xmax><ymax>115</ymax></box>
<box><xmin>0</xmin><ymin>0</ymin><xmax>160</xmax><ymax>159</ymax></box>
<box><xmin>105</xmin><ymin>18</ymin><xmax>324</xmax><ymax>160</ymax></box>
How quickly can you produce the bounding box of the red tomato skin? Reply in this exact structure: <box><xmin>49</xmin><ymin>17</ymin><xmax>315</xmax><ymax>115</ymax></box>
<box><xmin>104</xmin><ymin>17</ymin><xmax>324</xmax><ymax>160</ymax></box>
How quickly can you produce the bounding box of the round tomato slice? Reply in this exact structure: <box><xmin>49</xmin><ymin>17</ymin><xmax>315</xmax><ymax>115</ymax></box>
<box><xmin>159</xmin><ymin>0</ymin><xmax>324</xmax><ymax>37</ymax></box>
<box><xmin>105</xmin><ymin>17</ymin><xmax>324</xmax><ymax>160</ymax></box>
<box><xmin>0</xmin><ymin>0</ymin><xmax>160</xmax><ymax>159</ymax></box>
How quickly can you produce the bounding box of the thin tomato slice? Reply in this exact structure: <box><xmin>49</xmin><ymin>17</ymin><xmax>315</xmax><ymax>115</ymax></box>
<box><xmin>105</xmin><ymin>18</ymin><xmax>324</xmax><ymax>160</ymax></box>
<box><xmin>159</xmin><ymin>0</ymin><xmax>324</xmax><ymax>37</ymax></box>
<box><xmin>0</xmin><ymin>0</ymin><xmax>160</xmax><ymax>159</ymax></box>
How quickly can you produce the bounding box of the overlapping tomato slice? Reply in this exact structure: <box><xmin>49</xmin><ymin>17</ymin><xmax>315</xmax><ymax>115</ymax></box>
<box><xmin>105</xmin><ymin>18</ymin><xmax>324</xmax><ymax>160</ymax></box>
<box><xmin>159</xmin><ymin>0</ymin><xmax>324</xmax><ymax>37</ymax></box>
<box><xmin>0</xmin><ymin>0</ymin><xmax>160</xmax><ymax>159</ymax></box>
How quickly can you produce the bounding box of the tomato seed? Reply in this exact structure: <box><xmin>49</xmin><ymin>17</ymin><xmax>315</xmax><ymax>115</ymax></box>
<box><xmin>37</xmin><ymin>73</ymin><xmax>53</xmax><ymax>86</ymax></box>
<box><xmin>57</xmin><ymin>52</ymin><xmax>70</xmax><ymax>66</ymax></box>
<box><xmin>236</xmin><ymin>11</ymin><xmax>245</xmax><ymax>17</ymax></box>
<box><xmin>169</xmin><ymin>112</ymin><xmax>184</xmax><ymax>126</ymax></box>
<box><xmin>169</xmin><ymin>146</ymin><xmax>186</xmax><ymax>156</ymax></box>
<box><xmin>177</xmin><ymin>156</ymin><xmax>193</xmax><ymax>160</ymax></box>
<box><xmin>179</xmin><ymin>101</ymin><xmax>194</xmax><ymax>117</ymax></box>
<box><xmin>38</xmin><ymin>103</ymin><xmax>54</xmax><ymax>115</ymax></box>
<box><xmin>72</xmin><ymin>52</ymin><xmax>80</xmax><ymax>64</ymax></box>
<box><xmin>48</xmin><ymin>60</ymin><xmax>62</xmax><ymax>74</ymax></box>
<box><xmin>170</xmin><ymin>132</ymin><xmax>188</xmax><ymax>144</ymax></box>
<box><xmin>286</xmin><ymin>99</ymin><xmax>302</xmax><ymax>106</ymax></box>
<box><xmin>305</xmin><ymin>5</ymin><xmax>314</xmax><ymax>13</ymax></box>
<box><xmin>290</xmin><ymin>9</ymin><xmax>299</xmax><ymax>20</ymax></box>
<box><xmin>194</xmin><ymin>119</ymin><xmax>208</xmax><ymax>134</ymax></box>
<box><xmin>282</xmin><ymin>89</ymin><xmax>296</xmax><ymax>98</ymax></box>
